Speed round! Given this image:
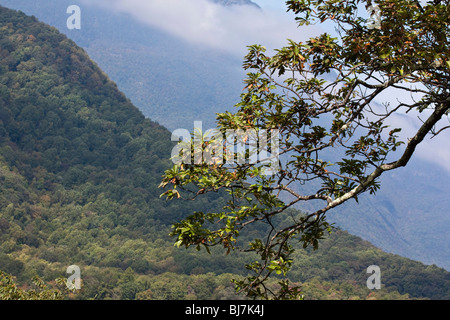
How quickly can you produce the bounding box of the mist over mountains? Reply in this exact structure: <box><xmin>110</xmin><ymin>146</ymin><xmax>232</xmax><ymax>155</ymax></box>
<box><xmin>208</xmin><ymin>0</ymin><xmax>260</xmax><ymax>7</ymax></box>
<box><xmin>0</xmin><ymin>0</ymin><xmax>448</xmax><ymax>274</ymax></box>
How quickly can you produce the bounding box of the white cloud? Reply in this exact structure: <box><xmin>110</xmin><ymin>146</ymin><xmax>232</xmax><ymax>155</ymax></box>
<box><xmin>79</xmin><ymin>0</ymin><xmax>321</xmax><ymax>56</ymax></box>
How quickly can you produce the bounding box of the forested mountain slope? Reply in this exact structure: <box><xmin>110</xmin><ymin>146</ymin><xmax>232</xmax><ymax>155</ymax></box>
<box><xmin>0</xmin><ymin>0</ymin><xmax>248</xmax><ymax>132</ymax></box>
<box><xmin>0</xmin><ymin>6</ymin><xmax>449</xmax><ymax>300</ymax></box>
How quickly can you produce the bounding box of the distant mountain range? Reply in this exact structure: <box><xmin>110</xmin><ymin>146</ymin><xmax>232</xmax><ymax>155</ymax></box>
<box><xmin>0</xmin><ymin>0</ymin><xmax>448</xmax><ymax>273</ymax></box>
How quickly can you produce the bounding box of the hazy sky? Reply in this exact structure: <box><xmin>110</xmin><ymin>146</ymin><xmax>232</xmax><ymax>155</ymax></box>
<box><xmin>81</xmin><ymin>0</ymin><xmax>321</xmax><ymax>57</ymax></box>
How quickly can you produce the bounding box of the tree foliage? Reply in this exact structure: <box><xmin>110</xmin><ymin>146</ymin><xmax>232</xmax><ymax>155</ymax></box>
<box><xmin>161</xmin><ymin>0</ymin><xmax>450</xmax><ymax>299</ymax></box>
<box><xmin>0</xmin><ymin>271</ymin><xmax>66</xmax><ymax>300</ymax></box>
